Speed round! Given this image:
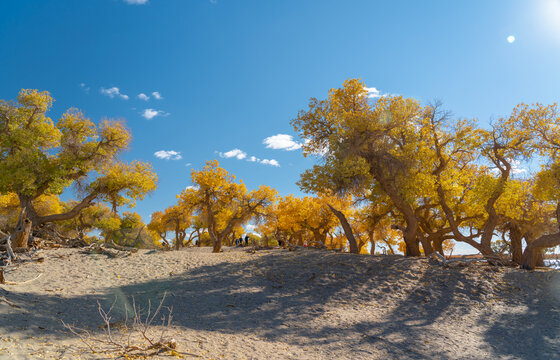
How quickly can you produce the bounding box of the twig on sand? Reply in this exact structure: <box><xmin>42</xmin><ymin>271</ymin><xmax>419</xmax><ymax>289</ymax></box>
<box><xmin>0</xmin><ymin>272</ymin><xmax>42</xmax><ymax>286</ymax></box>
<box><xmin>63</xmin><ymin>293</ymin><xmax>200</xmax><ymax>358</ymax></box>
<box><xmin>0</xmin><ymin>296</ymin><xmax>20</xmax><ymax>308</ymax></box>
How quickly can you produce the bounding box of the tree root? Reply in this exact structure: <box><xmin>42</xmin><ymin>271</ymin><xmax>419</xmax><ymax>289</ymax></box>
<box><xmin>0</xmin><ymin>272</ymin><xmax>42</xmax><ymax>285</ymax></box>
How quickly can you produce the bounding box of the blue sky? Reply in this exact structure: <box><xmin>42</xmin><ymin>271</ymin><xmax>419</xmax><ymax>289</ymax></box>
<box><xmin>2</xmin><ymin>0</ymin><xmax>560</xmax><ymax>253</ymax></box>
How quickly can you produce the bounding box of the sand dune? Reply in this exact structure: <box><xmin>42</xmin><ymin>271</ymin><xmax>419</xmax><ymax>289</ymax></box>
<box><xmin>0</xmin><ymin>247</ymin><xmax>559</xmax><ymax>359</ymax></box>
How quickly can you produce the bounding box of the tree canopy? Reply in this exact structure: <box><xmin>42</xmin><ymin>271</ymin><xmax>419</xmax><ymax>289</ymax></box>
<box><xmin>291</xmin><ymin>78</ymin><xmax>560</xmax><ymax>268</ymax></box>
<box><xmin>0</xmin><ymin>89</ymin><xmax>158</xmax><ymax>229</ymax></box>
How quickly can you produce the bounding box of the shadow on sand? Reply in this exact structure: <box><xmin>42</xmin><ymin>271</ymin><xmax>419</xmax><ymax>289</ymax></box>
<box><xmin>1</xmin><ymin>249</ymin><xmax>559</xmax><ymax>359</ymax></box>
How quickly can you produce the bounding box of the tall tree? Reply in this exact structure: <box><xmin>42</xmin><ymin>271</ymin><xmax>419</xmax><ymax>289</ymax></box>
<box><xmin>0</xmin><ymin>89</ymin><xmax>158</xmax><ymax>231</ymax></box>
<box><xmin>178</xmin><ymin>160</ymin><xmax>276</xmax><ymax>252</ymax></box>
<box><xmin>293</xmin><ymin>79</ymin><xmax>435</xmax><ymax>256</ymax></box>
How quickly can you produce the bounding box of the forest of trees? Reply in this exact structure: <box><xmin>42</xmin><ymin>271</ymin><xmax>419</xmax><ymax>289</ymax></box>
<box><xmin>2</xmin><ymin>81</ymin><xmax>560</xmax><ymax>270</ymax></box>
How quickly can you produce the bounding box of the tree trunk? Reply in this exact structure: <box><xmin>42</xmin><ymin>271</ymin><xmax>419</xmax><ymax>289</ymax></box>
<box><xmin>509</xmin><ymin>224</ymin><xmax>523</xmax><ymax>265</ymax></box>
<box><xmin>432</xmin><ymin>237</ymin><xmax>444</xmax><ymax>256</ymax></box>
<box><xmin>311</xmin><ymin>229</ymin><xmax>327</xmax><ymax>248</ymax></box>
<box><xmin>295</xmin><ymin>233</ymin><xmax>303</xmax><ymax>246</ymax></box>
<box><xmin>364</xmin><ymin>230</ymin><xmax>375</xmax><ymax>254</ymax></box>
<box><xmin>521</xmin><ymin>232</ymin><xmax>560</xmax><ymax>270</ymax></box>
<box><xmin>174</xmin><ymin>223</ymin><xmax>183</xmax><ymax>250</ymax></box>
<box><xmin>403</xmin><ymin>225</ymin><xmax>421</xmax><ymax>256</ymax></box>
<box><xmin>359</xmin><ymin>241</ymin><xmax>369</xmax><ymax>254</ymax></box>
<box><xmin>12</xmin><ymin>208</ymin><xmax>32</xmax><ymax>250</ymax></box>
<box><xmin>327</xmin><ymin>204</ymin><xmax>359</xmax><ymax>254</ymax></box>
<box><xmin>209</xmin><ymin>229</ymin><xmax>222</xmax><ymax>252</ymax></box>
<box><xmin>419</xmin><ymin>235</ymin><xmax>434</xmax><ymax>256</ymax></box>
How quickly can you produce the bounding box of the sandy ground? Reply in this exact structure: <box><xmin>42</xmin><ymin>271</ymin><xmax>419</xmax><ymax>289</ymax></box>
<box><xmin>0</xmin><ymin>246</ymin><xmax>559</xmax><ymax>359</ymax></box>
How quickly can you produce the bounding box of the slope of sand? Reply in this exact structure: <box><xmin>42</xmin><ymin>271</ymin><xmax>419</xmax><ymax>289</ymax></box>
<box><xmin>0</xmin><ymin>247</ymin><xmax>559</xmax><ymax>359</ymax></box>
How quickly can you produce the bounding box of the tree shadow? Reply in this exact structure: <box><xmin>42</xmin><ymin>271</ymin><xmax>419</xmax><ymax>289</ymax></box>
<box><xmin>346</xmin><ymin>262</ymin><xmax>497</xmax><ymax>359</ymax></box>
<box><xmin>1</xmin><ymin>249</ymin><xmax>557</xmax><ymax>359</ymax></box>
<box><xmin>481</xmin><ymin>270</ymin><xmax>560</xmax><ymax>359</ymax></box>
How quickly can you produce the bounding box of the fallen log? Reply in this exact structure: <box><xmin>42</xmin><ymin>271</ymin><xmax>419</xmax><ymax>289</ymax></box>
<box><xmin>104</xmin><ymin>241</ymin><xmax>138</xmax><ymax>253</ymax></box>
<box><xmin>82</xmin><ymin>242</ymin><xmax>137</xmax><ymax>258</ymax></box>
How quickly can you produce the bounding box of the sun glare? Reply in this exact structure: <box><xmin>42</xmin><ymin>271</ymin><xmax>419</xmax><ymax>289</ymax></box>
<box><xmin>541</xmin><ymin>0</ymin><xmax>560</xmax><ymax>40</ymax></box>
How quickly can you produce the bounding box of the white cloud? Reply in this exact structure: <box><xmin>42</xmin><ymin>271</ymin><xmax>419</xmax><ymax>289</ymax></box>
<box><xmin>152</xmin><ymin>91</ymin><xmax>163</xmax><ymax>100</ymax></box>
<box><xmin>364</xmin><ymin>86</ymin><xmax>383</xmax><ymax>98</ymax></box>
<box><xmin>80</xmin><ymin>83</ymin><xmax>90</xmax><ymax>94</ymax></box>
<box><xmin>185</xmin><ymin>162</ymin><xmax>192</xmax><ymax>167</ymax></box>
<box><xmin>489</xmin><ymin>159</ymin><xmax>527</xmax><ymax>176</ymax></box>
<box><xmin>219</xmin><ymin>149</ymin><xmax>247</xmax><ymax>160</ymax></box>
<box><xmin>138</xmin><ymin>93</ymin><xmax>149</xmax><ymax>101</ymax></box>
<box><xmin>100</xmin><ymin>87</ymin><xmax>129</xmax><ymax>100</ymax></box>
<box><xmin>511</xmin><ymin>159</ymin><xmax>527</xmax><ymax>174</ymax></box>
<box><xmin>141</xmin><ymin>108</ymin><xmax>169</xmax><ymax>120</ymax></box>
<box><xmin>142</xmin><ymin>109</ymin><xmax>159</xmax><ymax>119</ymax></box>
<box><xmin>263</xmin><ymin>134</ymin><xmax>301</xmax><ymax>151</ymax></box>
<box><xmin>218</xmin><ymin>149</ymin><xmax>280</xmax><ymax>167</ymax></box>
<box><xmin>260</xmin><ymin>159</ymin><xmax>280</xmax><ymax>167</ymax></box>
<box><xmin>154</xmin><ymin>150</ymin><xmax>182</xmax><ymax>160</ymax></box>
<box><xmin>124</xmin><ymin>0</ymin><xmax>148</xmax><ymax>4</ymax></box>
<box><xmin>186</xmin><ymin>185</ymin><xmax>199</xmax><ymax>190</ymax></box>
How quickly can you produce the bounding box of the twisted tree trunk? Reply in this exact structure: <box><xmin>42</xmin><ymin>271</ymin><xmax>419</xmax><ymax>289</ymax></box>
<box><xmin>12</xmin><ymin>208</ymin><xmax>32</xmax><ymax>250</ymax></box>
<box><xmin>327</xmin><ymin>204</ymin><xmax>359</xmax><ymax>254</ymax></box>
<box><xmin>521</xmin><ymin>233</ymin><xmax>560</xmax><ymax>270</ymax></box>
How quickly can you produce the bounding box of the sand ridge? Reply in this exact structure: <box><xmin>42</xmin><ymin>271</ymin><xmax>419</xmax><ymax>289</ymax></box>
<box><xmin>0</xmin><ymin>246</ymin><xmax>559</xmax><ymax>359</ymax></box>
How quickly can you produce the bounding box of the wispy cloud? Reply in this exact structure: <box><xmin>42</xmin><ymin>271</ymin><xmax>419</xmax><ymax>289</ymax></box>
<box><xmin>186</xmin><ymin>185</ymin><xmax>199</xmax><ymax>190</ymax></box>
<box><xmin>152</xmin><ymin>91</ymin><xmax>163</xmax><ymax>100</ymax></box>
<box><xmin>141</xmin><ymin>108</ymin><xmax>168</xmax><ymax>120</ymax></box>
<box><xmin>249</xmin><ymin>155</ymin><xmax>280</xmax><ymax>166</ymax></box>
<box><xmin>100</xmin><ymin>87</ymin><xmax>129</xmax><ymax>100</ymax></box>
<box><xmin>260</xmin><ymin>159</ymin><xmax>280</xmax><ymax>167</ymax></box>
<box><xmin>263</xmin><ymin>134</ymin><xmax>301</xmax><ymax>151</ymax></box>
<box><xmin>154</xmin><ymin>150</ymin><xmax>182</xmax><ymax>160</ymax></box>
<box><xmin>220</xmin><ymin>149</ymin><xmax>280</xmax><ymax>167</ymax></box>
<box><xmin>80</xmin><ymin>83</ymin><xmax>90</xmax><ymax>94</ymax></box>
<box><xmin>219</xmin><ymin>149</ymin><xmax>247</xmax><ymax>160</ymax></box>
<box><xmin>123</xmin><ymin>0</ymin><xmax>148</xmax><ymax>4</ymax></box>
<box><xmin>249</xmin><ymin>155</ymin><xmax>280</xmax><ymax>167</ymax></box>
<box><xmin>138</xmin><ymin>93</ymin><xmax>149</xmax><ymax>101</ymax></box>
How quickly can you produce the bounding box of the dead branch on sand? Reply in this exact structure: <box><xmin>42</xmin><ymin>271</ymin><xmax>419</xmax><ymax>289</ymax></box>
<box><xmin>62</xmin><ymin>293</ymin><xmax>199</xmax><ymax>358</ymax></box>
<box><xmin>0</xmin><ymin>235</ymin><xmax>17</xmax><ymax>265</ymax></box>
<box><xmin>0</xmin><ymin>271</ymin><xmax>42</xmax><ymax>285</ymax></box>
<box><xmin>0</xmin><ymin>295</ymin><xmax>21</xmax><ymax>308</ymax></box>
<box><xmin>81</xmin><ymin>241</ymin><xmax>138</xmax><ymax>258</ymax></box>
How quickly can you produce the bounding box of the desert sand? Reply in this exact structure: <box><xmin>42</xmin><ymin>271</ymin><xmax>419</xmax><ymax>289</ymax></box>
<box><xmin>0</xmin><ymin>246</ymin><xmax>559</xmax><ymax>359</ymax></box>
